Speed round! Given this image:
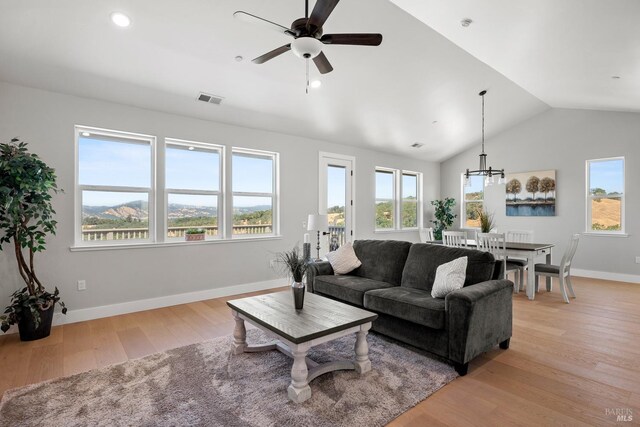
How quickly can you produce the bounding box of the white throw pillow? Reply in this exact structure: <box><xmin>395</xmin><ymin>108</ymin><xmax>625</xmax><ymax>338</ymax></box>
<box><xmin>431</xmin><ymin>256</ymin><xmax>468</xmax><ymax>298</ymax></box>
<box><xmin>326</xmin><ymin>242</ymin><xmax>362</xmax><ymax>275</ymax></box>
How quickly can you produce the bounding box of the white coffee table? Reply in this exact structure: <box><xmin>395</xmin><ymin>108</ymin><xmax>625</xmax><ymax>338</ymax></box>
<box><xmin>227</xmin><ymin>291</ymin><xmax>378</xmax><ymax>403</ymax></box>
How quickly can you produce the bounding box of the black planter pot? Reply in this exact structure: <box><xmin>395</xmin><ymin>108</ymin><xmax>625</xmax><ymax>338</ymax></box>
<box><xmin>17</xmin><ymin>303</ymin><xmax>55</xmax><ymax>341</ymax></box>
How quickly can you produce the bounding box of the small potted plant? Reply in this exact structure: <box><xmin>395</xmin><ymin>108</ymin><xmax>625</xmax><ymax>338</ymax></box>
<box><xmin>478</xmin><ymin>209</ymin><xmax>496</xmax><ymax>233</ymax></box>
<box><xmin>185</xmin><ymin>228</ymin><xmax>206</xmax><ymax>241</ymax></box>
<box><xmin>275</xmin><ymin>246</ymin><xmax>308</xmax><ymax>310</ymax></box>
<box><xmin>0</xmin><ymin>139</ymin><xmax>67</xmax><ymax>341</ymax></box>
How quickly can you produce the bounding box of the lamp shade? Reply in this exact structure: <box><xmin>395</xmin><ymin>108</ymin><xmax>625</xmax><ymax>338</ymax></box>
<box><xmin>307</xmin><ymin>214</ymin><xmax>328</xmax><ymax>231</ymax></box>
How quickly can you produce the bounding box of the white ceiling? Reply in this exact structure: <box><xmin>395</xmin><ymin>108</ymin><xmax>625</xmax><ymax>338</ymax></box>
<box><xmin>0</xmin><ymin>1</ymin><xmax>552</xmax><ymax>161</ymax></box>
<box><xmin>391</xmin><ymin>0</ymin><xmax>640</xmax><ymax>113</ymax></box>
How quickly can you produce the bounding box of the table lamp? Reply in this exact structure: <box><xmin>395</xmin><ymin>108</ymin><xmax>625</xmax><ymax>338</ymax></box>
<box><xmin>307</xmin><ymin>214</ymin><xmax>329</xmax><ymax>260</ymax></box>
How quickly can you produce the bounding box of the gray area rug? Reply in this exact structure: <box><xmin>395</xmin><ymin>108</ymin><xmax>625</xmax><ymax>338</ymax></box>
<box><xmin>0</xmin><ymin>329</ymin><xmax>457</xmax><ymax>426</ymax></box>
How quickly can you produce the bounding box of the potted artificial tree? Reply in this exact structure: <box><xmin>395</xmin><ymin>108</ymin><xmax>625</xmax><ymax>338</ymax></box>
<box><xmin>430</xmin><ymin>197</ymin><xmax>457</xmax><ymax>240</ymax></box>
<box><xmin>0</xmin><ymin>138</ymin><xmax>66</xmax><ymax>341</ymax></box>
<box><xmin>275</xmin><ymin>246</ymin><xmax>308</xmax><ymax>310</ymax></box>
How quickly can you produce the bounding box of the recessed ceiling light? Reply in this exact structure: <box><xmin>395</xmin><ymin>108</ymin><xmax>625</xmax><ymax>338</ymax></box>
<box><xmin>611</xmin><ymin>75</ymin><xmax>621</xmax><ymax>79</ymax></box>
<box><xmin>411</xmin><ymin>142</ymin><xmax>424</xmax><ymax>148</ymax></box>
<box><xmin>81</xmin><ymin>132</ymin><xmax>90</xmax><ymax>137</ymax></box>
<box><xmin>461</xmin><ymin>18</ymin><xmax>473</xmax><ymax>27</ymax></box>
<box><xmin>432</xmin><ymin>120</ymin><xmax>438</xmax><ymax>124</ymax></box>
<box><xmin>235</xmin><ymin>55</ymin><xmax>244</xmax><ymax>62</ymax></box>
<box><xmin>310</xmin><ymin>80</ymin><xmax>322</xmax><ymax>89</ymax></box>
<box><xmin>110</xmin><ymin>12</ymin><xmax>131</xmax><ymax>28</ymax></box>
<box><xmin>188</xmin><ymin>146</ymin><xmax>195</xmax><ymax>151</ymax></box>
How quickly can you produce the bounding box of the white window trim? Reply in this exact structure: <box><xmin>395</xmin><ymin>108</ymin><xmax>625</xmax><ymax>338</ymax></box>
<box><xmin>460</xmin><ymin>173</ymin><xmax>485</xmax><ymax>230</ymax></box>
<box><xmin>585</xmin><ymin>156</ymin><xmax>626</xmax><ymax>236</ymax></box>
<box><xmin>74</xmin><ymin>125</ymin><xmax>156</xmax><ymax>246</ymax></box>
<box><xmin>164</xmin><ymin>138</ymin><xmax>225</xmax><ymax>241</ymax></box>
<box><xmin>231</xmin><ymin>147</ymin><xmax>280</xmax><ymax>238</ymax></box>
<box><xmin>375</xmin><ymin>167</ymin><xmax>422</xmax><ymax>232</ymax></box>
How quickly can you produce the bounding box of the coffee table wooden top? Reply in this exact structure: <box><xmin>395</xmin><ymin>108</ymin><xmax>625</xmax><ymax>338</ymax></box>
<box><xmin>227</xmin><ymin>291</ymin><xmax>377</xmax><ymax>345</ymax></box>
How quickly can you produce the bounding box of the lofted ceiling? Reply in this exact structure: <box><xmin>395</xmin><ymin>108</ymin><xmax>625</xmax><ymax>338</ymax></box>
<box><xmin>0</xmin><ymin>0</ymin><xmax>553</xmax><ymax>161</ymax></box>
<box><xmin>391</xmin><ymin>0</ymin><xmax>640</xmax><ymax>113</ymax></box>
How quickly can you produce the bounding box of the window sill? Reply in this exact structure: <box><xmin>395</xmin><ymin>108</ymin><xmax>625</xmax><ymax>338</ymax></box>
<box><xmin>374</xmin><ymin>229</ymin><xmax>419</xmax><ymax>234</ymax></box>
<box><xmin>70</xmin><ymin>235</ymin><xmax>283</xmax><ymax>252</ymax></box>
<box><xmin>582</xmin><ymin>232</ymin><xmax>629</xmax><ymax>238</ymax></box>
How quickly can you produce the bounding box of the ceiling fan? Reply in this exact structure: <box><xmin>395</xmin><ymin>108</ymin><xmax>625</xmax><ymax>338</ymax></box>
<box><xmin>234</xmin><ymin>0</ymin><xmax>383</xmax><ymax>75</ymax></box>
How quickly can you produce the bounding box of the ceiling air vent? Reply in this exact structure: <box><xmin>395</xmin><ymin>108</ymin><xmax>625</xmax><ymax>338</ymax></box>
<box><xmin>197</xmin><ymin>92</ymin><xmax>224</xmax><ymax>105</ymax></box>
<box><xmin>411</xmin><ymin>142</ymin><xmax>424</xmax><ymax>148</ymax></box>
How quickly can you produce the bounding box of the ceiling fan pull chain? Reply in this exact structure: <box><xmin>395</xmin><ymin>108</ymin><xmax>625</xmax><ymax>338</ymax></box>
<box><xmin>306</xmin><ymin>58</ymin><xmax>310</xmax><ymax>94</ymax></box>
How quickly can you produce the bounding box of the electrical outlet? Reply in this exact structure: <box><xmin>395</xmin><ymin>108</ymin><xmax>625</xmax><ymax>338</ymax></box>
<box><xmin>636</xmin><ymin>256</ymin><xmax>640</xmax><ymax>264</ymax></box>
<box><xmin>77</xmin><ymin>280</ymin><xmax>86</xmax><ymax>291</ymax></box>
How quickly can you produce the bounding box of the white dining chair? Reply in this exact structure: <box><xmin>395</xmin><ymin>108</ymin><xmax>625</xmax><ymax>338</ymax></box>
<box><xmin>419</xmin><ymin>227</ymin><xmax>435</xmax><ymax>243</ymax></box>
<box><xmin>443</xmin><ymin>231</ymin><xmax>467</xmax><ymax>248</ymax></box>
<box><xmin>534</xmin><ymin>234</ymin><xmax>580</xmax><ymax>303</ymax></box>
<box><xmin>477</xmin><ymin>233</ymin><xmax>521</xmax><ymax>293</ymax></box>
<box><xmin>506</xmin><ymin>230</ymin><xmax>534</xmax><ymax>291</ymax></box>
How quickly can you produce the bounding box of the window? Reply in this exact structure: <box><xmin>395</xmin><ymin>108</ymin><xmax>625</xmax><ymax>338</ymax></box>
<box><xmin>75</xmin><ymin>125</ymin><xmax>281</xmax><ymax>247</ymax></box>
<box><xmin>586</xmin><ymin>157</ymin><xmax>625</xmax><ymax>233</ymax></box>
<box><xmin>375</xmin><ymin>168</ymin><xmax>422</xmax><ymax>230</ymax></box>
<box><xmin>375</xmin><ymin>169</ymin><xmax>395</xmax><ymax>229</ymax></box>
<box><xmin>462</xmin><ymin>175</ymin><xmax>484</xmax><ymax>228</ymax></box>
<box><xmin>165</xmin><ymin>139</ymin><xmax>223</xmax><ymax>240</ymax></box>
<box><xmin>76</xmin><ymin>127</ymin><xmax>154</xmax><ymax>243</ymax></box>
<box><xmin>232</xmin><ymin>149</ymin><xmax>279</xmax><ymax>236</ymax></box>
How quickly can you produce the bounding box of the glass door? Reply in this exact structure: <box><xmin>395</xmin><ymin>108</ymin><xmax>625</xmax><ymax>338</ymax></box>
<box><xmin>319</xmin><ymin>153</ymin><xmax>355</xmax><ymax>255</ymax></box>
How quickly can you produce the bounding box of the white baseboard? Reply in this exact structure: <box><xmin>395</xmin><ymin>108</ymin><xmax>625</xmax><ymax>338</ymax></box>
<box><xmin>4</xmin><ymin>279</ymin><xmax>285</xmax><ymax>335</ymax></box>
<box><xmin>572</xmin><ymin>269</ymin><xmax>640</xmax><ymax>284</ymax></box>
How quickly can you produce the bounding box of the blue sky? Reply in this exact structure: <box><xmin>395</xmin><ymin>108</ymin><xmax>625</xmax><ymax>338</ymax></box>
<box><xmin>327</xmin><ymin>166</ymin><xmax>346</xmax><ymax>208</ymax></box>
<box><xmin>464</xmin><ymin>175</ymin><xmax>484</xmax><ymax>197</ymax></box>
<box><xmin>79</xmin><ymin>137</ymin><xmax>274</xmax><ymax>207</ymax></box>
<box><xmin>590</xmin><ymin>159</ymin><xmax>624</xmax><ymax>194</ymax></box>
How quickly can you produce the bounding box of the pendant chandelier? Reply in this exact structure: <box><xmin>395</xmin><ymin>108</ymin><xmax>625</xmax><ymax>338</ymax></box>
<box><xmin>464</xmin><ymin>90</ymin><xmax>505</xmax><ymax>187</ymax></box>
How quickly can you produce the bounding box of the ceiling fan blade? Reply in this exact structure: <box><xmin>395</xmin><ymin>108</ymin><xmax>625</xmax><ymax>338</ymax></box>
<box><xmin>308</xmin><ymin>0</ymin><xmax>340</xmax><ymax>30</ymax></box>
<box><xmin>320</xmin><ymin>33</ymin><xmax>383</xmax><ymax>46</ymax></box>
<box><xmin>234</xmin><ymin>11</ymin><xmax>295</xmax><ymax>37</ymax></box>
<box><xmin>313</xmin><ymin>51</ymin><xmax>333</xmax><ymax>74</ymax></box>
<box><xmin>252</xmin><ymin>44</ymin><xmax>292</xmax><ymax>64</ymax></box>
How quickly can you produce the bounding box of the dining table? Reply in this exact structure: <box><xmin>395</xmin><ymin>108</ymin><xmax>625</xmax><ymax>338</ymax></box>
<box><xmin>427</xmin><ymin>240</ymin><xmax>555</xmax><ymax>300</ymax></box>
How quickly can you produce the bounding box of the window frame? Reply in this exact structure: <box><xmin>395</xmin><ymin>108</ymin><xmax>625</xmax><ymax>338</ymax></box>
<box><xmin>74</xmin><ymin>125</ymin><xmax>156</xmax><ymax>246</ymax></box>
<box><xmin>375</xmin><ymin>167</ymin><xmax>422</xmax><ymax>231</ymax></box>
<box><xmin>164</xmin><ymin>138</ymin><xmax>225</xmax><ymax>241</ymax></box>
<box><xmin>231</xmin><ymin>147</ymin><xmax>280</xmax><ymax>238</ymax></box>
<box><xmin>460</xmin><ymin>174</ymin><xmax>485</xmax><ymax>230</ymax></box>
<box><xmin>585</xmin><ymin>156</ymin><xmax>625</xmax><ymax>235</ymax></box>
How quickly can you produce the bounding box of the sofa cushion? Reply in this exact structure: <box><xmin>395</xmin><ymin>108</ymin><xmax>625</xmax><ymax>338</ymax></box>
<box><xmin>351</xmin><ymin>240</ymin><xmax>412</xmax><ymax>286</ymax></box>
<box><xmin>364</xmin><ymin>287</ymin><xmax>446</xmax><ymax>330</ymax></box>
<box><xmin>314</xmin><ymin>275</ymin><xmax>395</xmax><ymax>306</ymax></box>
<box><xmin>401</xmin><ymin>244</ymin><xmax>496</xmax><ymax>292</ymax></box>
<box><xmin>326</xmin><ymin>242</ymin><xmax>361</xmax><ymax>274</ymax></box>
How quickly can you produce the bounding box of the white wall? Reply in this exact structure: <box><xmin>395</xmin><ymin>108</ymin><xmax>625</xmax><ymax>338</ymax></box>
<box><xmin>0</xmin><ymin>81</ymin><xmax>440</xmax><ymax>317</ymax></box>
<box><xmin>441</xmin><ymin>108</ymin><xmax>640</xmax><ymax>280</ymax></box>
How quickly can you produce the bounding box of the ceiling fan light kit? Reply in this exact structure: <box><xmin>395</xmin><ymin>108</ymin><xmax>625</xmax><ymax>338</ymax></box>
<box><xmin>464</xmin><ymin>90</ymin><xmax>505</xmax><ymax>187</ymax></box>
<box><xmin>234</xmin><ymin>0</ymin><xmax>383</xmax><ymax>77</ymax></box>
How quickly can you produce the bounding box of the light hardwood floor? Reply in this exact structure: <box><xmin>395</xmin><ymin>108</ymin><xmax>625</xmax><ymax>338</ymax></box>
<box><xmin>1</xmin><ymin>276</ymin><xmax>638</xmax><ymax>426</ymax></box>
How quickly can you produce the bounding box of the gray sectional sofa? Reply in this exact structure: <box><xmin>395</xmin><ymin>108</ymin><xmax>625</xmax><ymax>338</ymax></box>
<box><xmin>306</xmin><ymin>239</ymin><xmax>513</xmax><ymax>375</ymax></box>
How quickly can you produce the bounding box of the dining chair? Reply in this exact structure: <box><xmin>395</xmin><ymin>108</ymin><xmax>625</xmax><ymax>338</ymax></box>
<box><xmin>443</xmin><ymin>231</ymin><xmax>467</xmax><ymax>248</ymax></box>
<box><xmin>477</xmin><ymin>233</ymin><xmax>521</xmax><ymax>293</ymax></box>
<box><xmin>419</xmin><ymin>227</ymin><xmax>435</xmax><ymax>243</ymax></box>
<box><xmin>506</xmin><ymin>229</ymin><xmax>534</xmax><ymax>291</ymax></box>
<box><xmin>534</xmin><ymin>234</ymin><xmax>580</xmax><ymax>303</ymax></box>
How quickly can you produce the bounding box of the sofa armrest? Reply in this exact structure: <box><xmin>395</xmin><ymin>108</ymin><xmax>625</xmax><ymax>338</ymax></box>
<box><xmin>445</xmin><ymin>279</ymin><xmax>513</xmax><ymax>364</ymax></box>
<box><xmin>306</xmin><ymin>261</ymin><xmax>334</xmax><ymax>293</ymax></box>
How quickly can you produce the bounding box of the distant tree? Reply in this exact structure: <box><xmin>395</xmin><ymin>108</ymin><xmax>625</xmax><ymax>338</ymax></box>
<box><xmin>539</xmin><ymin>177</ymin><xmax>556</xmax><ymax>201</ymax></box>
<box><xmin>506</xmin><ymin>179</ymin><xmax>522</xmax><ymax>201</ymax></box>
<box><xmin>590</xmin><ymin>187</ymin><xmax>606</xmax><ymax>196</ymax></box>
<box><xmin>526</xmin><ymin>176</ymin><xmax>540</xmax><ymax>200</ymax></box>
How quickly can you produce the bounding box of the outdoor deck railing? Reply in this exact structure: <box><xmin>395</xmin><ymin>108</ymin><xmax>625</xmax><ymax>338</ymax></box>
<box><xmin>82</xmin><ymin>224</ymin><xmax>273</xmax><ymax>241</ymax></box>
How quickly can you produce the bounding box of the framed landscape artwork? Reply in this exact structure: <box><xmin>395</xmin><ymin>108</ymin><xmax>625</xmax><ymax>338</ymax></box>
<box><xmin>505</xmin><ymin>170</ymin><xmax>556</xmax><ymax>216</ymax></box>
